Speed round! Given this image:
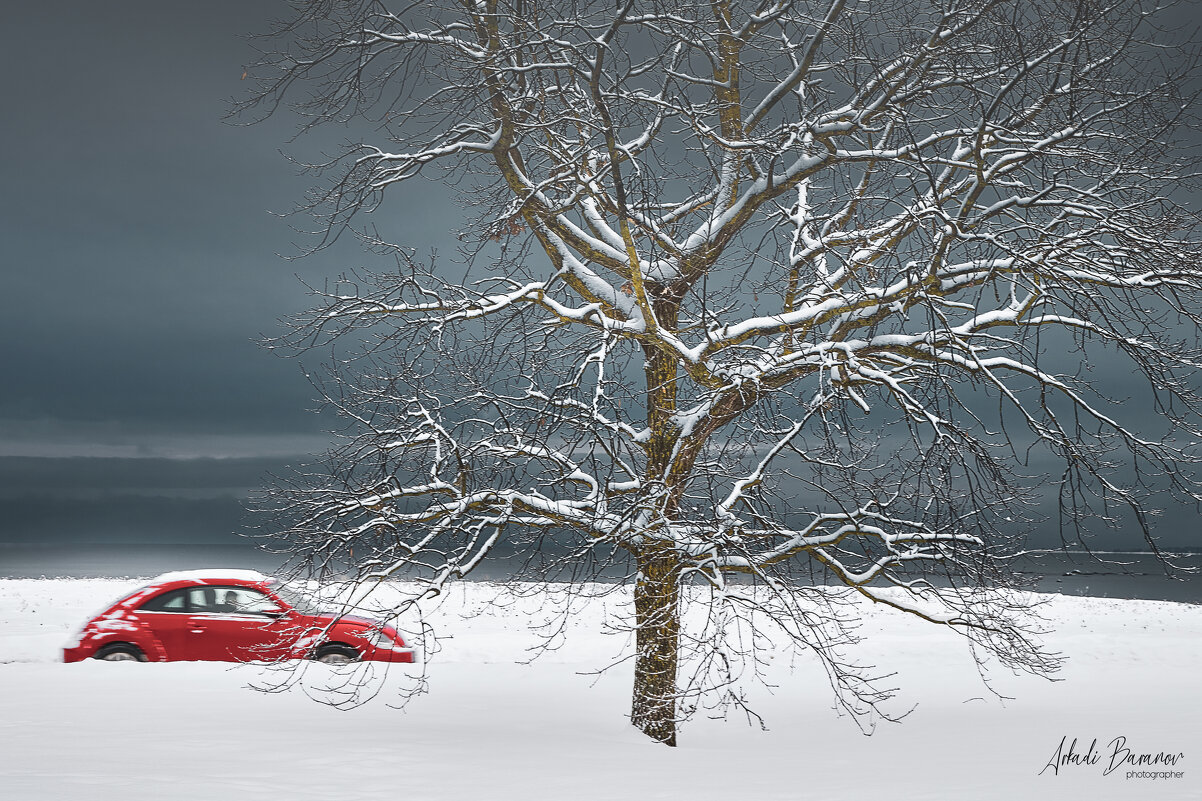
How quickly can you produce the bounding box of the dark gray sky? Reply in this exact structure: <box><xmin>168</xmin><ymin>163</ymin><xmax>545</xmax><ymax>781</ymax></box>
<box><xmin>0</xmin><ymin>1</ymin><xmax>460</xmax><ymax>546</ymax></box>
<box><xmin>1</xmin><ymin>2</ymin><xmax>1199</xmax><ymax>554</ymax></box>
<box><xmin>1</xmin><ymin>1</ymin><xmax>461</xmax><ymax>451</ymax></box>
<box><xmin>3</xmin><ymin>2</ymin><xmax>319</xmax><ymax>448</ymax></box>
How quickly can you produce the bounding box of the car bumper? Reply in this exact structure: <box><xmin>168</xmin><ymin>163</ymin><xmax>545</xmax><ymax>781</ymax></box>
<box><xmin>368</xmin><ymin>645</ymin><xmax>416</xmax><ymax>663</ymax></box>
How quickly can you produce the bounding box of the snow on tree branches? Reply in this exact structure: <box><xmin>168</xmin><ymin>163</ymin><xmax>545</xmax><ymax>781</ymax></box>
<box><xmin>240</xmin><ymin>0</ymin><xmax>1202</xmax><ymax>745</ymax></box>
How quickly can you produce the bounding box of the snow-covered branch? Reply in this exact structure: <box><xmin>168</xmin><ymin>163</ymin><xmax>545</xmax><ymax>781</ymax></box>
<box><xmin>247</xmin><ymin>0</ymin><xmax>1202</xmax><ymax>745</ymax></box>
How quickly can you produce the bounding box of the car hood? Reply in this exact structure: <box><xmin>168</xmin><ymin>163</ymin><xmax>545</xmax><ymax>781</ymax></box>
<box><xmin>305</xmin><ymin>612</ymin><xmax>384</xmax><ymax>630</ymax></box>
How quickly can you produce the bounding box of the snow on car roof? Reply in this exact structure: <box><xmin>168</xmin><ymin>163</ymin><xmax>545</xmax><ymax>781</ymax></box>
<box><xmin>147</xmin><ymin>569</ymin><xmax>270</xmax><ymax>584</ymax></box>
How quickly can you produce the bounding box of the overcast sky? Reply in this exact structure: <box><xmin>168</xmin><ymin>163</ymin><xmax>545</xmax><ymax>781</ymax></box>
<box><xmin>0</xmin><ymin>1</ymin><xmax>441</xmax><ymax>547</ymax></box>
<box><xmin>5</xmin><ymin>3</ymin><xmax>312</xmax><ymax>449</ymax></box>
<box><xmin>2</xmin><ymin>2</ymin><xmax>1200</xmax><ymax>554</ymax></box>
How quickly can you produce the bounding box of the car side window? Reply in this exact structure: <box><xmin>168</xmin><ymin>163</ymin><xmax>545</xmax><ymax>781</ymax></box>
<box><xmin>139</xmin><ymin>589</ymin><xmax>188</xmax><ymax>613</ymax></box>
<box><xmin>226</xmin><ymin>588</ymin><xmax>279</xmax><ymax>614</ymax></box>
<box><xmin>188</xmin><ymin>587</ymin><xmax>219</xmax><ymax>613</ymax></box>
<box><xmin>192</xmin><ymin>586</ymin><xmax>279</xmax><ymax>615</ymax></box>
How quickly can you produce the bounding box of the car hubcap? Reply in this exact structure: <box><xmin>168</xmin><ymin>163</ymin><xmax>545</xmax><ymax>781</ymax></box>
<box><xmin>102</xmin><ymin>651</ymin><xmax>138</xmax><ymax>662</ymax></box>
<box><xmin>318</xmin><ymin>652</ymin><xmax>352</xmax><ymax>665</ymax></box>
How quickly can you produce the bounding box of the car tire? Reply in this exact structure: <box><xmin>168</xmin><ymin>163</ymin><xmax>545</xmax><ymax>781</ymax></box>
<box><xmin>313</xmin><ymin>644</ymin><xmax>359</xmax><ymax>665</ymax></box>
<box><xmin>94</xmin><ymin>643</ymin><xmax>147</xmax><ymax>662</ymax></box>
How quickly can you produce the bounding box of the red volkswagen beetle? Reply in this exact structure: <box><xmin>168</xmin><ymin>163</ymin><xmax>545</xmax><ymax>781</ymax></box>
<box><xmin>63</xmin><ymin>570</ymin><xmax>415</xmax><ymax>665</ymax></box>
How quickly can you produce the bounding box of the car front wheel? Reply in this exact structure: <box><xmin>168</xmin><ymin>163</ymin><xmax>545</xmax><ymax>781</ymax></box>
<box><xmin>94</xmin><ymin>643</ymin><xmax>147</xmax><ymax>662</ymax></box>
<box><xmin>313</xmin><ymin>644</ymin><xmax>358</xmax><ymax>665</ymax></box>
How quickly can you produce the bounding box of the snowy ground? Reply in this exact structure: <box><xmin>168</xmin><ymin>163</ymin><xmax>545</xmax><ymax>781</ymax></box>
<box><xmin>0</xmin><ymin>579</ymin><xmax>1198</xmax><ymax>800</ymax></box>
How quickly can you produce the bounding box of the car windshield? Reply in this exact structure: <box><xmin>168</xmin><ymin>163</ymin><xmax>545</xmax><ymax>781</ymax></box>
<box><xmin>268</xmin><ymin>581</ymin><xmax>326</xmax><ymax>616</ymax></box>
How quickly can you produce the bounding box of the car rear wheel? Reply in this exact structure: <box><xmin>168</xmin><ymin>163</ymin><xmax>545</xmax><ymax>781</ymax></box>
<box><xmin>314</xmin><ymin>644</ymin><xmax>358</xmax><ymax>665</ymax></box>
<box><xmin>94</xmin><ymin>643</ymin><xmax>147</xmax><ymax>662</ymax></box>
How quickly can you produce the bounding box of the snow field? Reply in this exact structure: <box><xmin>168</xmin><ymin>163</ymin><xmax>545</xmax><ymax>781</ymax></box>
<box><xmin>0</xmin><ymin>578</ymin><xmax>1199</xmax><ymax>800</ymax></box>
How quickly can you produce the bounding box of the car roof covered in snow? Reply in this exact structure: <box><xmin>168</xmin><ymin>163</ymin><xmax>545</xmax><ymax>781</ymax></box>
<box><xmin>147</xmin><ymin>569</ymin><xmax>270</xmax><ymax>585</ymax></box>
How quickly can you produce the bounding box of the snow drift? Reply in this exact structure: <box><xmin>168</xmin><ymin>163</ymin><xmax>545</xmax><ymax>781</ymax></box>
<box><xmin>0</xmin><ymin>578</ymin><xmax>1197</xmax><ymax>800</ymax></box>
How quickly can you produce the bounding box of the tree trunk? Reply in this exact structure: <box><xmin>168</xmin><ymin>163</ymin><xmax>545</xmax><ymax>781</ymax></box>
<box><xmin>631</xmin><ymin>547</ymin><xmax>681</xmax><ymax>746</ymax></box>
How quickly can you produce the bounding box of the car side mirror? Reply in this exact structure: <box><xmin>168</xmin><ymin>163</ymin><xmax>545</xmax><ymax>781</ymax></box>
<box><xmin>258</xmin><ymin>608</ymin><xmax>285</xmax><ymax>618</ymax></box>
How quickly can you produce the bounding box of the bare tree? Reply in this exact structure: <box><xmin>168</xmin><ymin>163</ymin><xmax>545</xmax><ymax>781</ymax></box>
<box><xmin>240</xmin><ymin>0</ymin><xmax>1202</xmax><ymax>745</ymax></box>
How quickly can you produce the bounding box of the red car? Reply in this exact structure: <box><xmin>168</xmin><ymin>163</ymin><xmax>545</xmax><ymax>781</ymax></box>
<box><xmin>63</xmin><ymin>569</ymin><xmax>415</xmax><ymax>665</ymax></box>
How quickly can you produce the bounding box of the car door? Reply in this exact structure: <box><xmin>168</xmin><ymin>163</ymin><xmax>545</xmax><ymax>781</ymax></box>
<box><xmin>136</xmin><ymin>588</ymin><xmax>198</xmax><ymax>660</ymax></box>
<box><xmin>184</xmin><ymin>586</ymin><xmax>292</xmax><ymax>661</ymax></box>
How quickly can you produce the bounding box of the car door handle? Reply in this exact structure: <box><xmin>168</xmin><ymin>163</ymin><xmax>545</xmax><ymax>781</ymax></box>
<box><xmin>190</xmin><ymin>625</ymin><xmax>206</xmax><ymax>634</ymax></box>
